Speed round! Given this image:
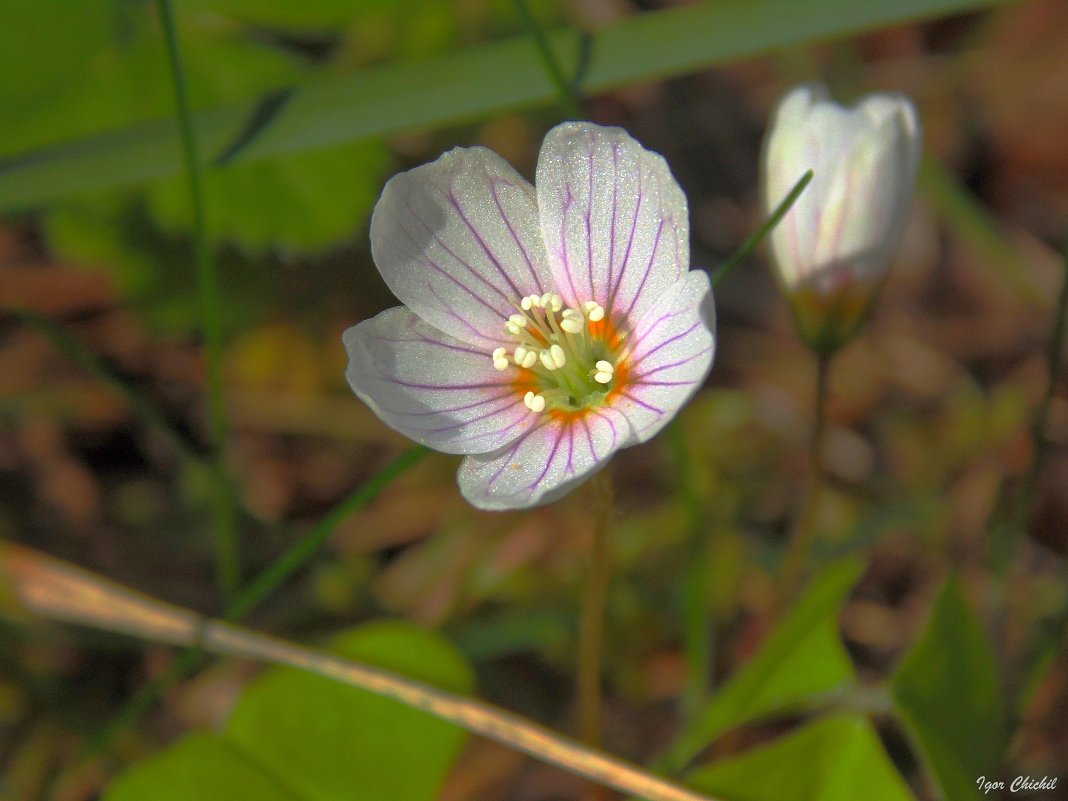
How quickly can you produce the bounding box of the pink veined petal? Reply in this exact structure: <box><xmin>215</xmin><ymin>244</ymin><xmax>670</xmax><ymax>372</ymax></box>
<box><xmin>343</xmin><ymin>307</ymin><xmax>537</xmax><ymax>455</ymax></box>
<box><xmin>457</xmin><ymin>406</ymin><xmax>633</xmax><ymax>510</ymax></box>
<box><xmin>370</xmin><ymin>146</ymin><xmax>554</xmax><ymax>350</ymax></box>
<box><xmin>536</xmin><ymin>122</ymin><xmax>689</xmax><ymax>330</ymax></box>
<box><xmin>612</xmin><ymin>269</ymin><xmax>716</xmax><ymax>443</ymax></box>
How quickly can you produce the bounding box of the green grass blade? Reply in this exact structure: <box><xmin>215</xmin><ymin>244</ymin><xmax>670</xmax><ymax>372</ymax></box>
<box><xmin>158</xmin><ymin>0</ymin><xmax>240</xmax><ymax>598</ymax></box>
<box><xmin>0</xmin><ymin>0</ymin><xmax>1011</xmax><ymax>211</ymax></box>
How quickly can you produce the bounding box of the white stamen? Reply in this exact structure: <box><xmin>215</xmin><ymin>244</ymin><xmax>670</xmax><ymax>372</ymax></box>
<box><xmin>523</xmin><ymin>391</ymin><xmax>546</xmax><ymax>413</ymax></box>
<box><xmin>492</xmin><ymin>347</ymin><xmax>510</xmax><ymax>371</ymax></box>
<box><xmin>505</xmin><ymin>292</ymin><xmax>623</xmax><ymax>411</ymax></box>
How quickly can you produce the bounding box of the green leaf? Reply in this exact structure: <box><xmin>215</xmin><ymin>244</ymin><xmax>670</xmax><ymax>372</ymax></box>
<box><xmin>687</xmin><ymin>714</ymin><xmax>915</xmax><ymax>801</ymax></box>
<box><xmin>104</xmin><ymin>733</ymin><xmax>296</xmax><ymax>801</ymax></box>
<box><xmin>3</xmin><ymin>2</ymin><xmax>388</xmax><ymax>251</ymax></box>
<box><xmin>891</xmin><ymin>578</ymin><xmax>1005</xmax><ymax>801</ymax></box>
<box><xmin>103</xmin><ymin>622</ymin><xmax>473</xmax><ymax>801</ymax></box>
<box><xmin>0</xmin><ymin>13</ymin><xmax>301</xmax><ymax>160</ymax></box>
<box><xmin>669</xmin><ymin>559</ymin><xmax>863</xmax><ymax>767</ymax></box>
<box><xmin>146</xmin><ymin>139</ymin><xmax>389</xmax><ymax>251</ymax></box>
<box><xmin>0</xmin><ymin>0</ymin><xmax>1013</xmax><ymax>211</ymax></box>
<box><xmin>225</xmin><ymin>622</ymin><xmax>472</xmax><ymax>801</ymax></box>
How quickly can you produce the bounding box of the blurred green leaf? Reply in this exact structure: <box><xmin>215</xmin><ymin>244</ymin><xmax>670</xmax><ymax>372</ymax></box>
<box><xmin>0</xmin><ymin>10</ymin><xmax>300</xmax><ymax>160</ymax></box>
<box><xmin>104</xmin><ymin>622</ymin><xmax>472</xmax><ymax>801</ymax></box>
<box><xmin>180</xmin><ymin>0</ymin><xmax>389</xmax><ymax>30</ymax></box>
<box><xmin>891</xmin><ymin>578</ymin><xmax>1005</xmax><ymax>801</ymax></box>
<box><xmin>147</xmin><ymin>139</ymin><xmax>388</xmax><ymax>251</ymax></box>
<box><xmin>687</xmin><ymin>714</ymin><xmax>915</xmax><ymax>801</ymax></box>
<box><xmin>44</xmin><ymin>196</ymin><xmax>159</xmax><ymax>297</ymax></box>
<box><xmin>0</xmin><ymin>0</ymin><xmax>1012</xmax><ymax>211</ymax></box>
<box><xmin>104</xmin><ymin>733</ymin><xmax>294</xmax><ymax>801</ymax></box>
<box><xmin>227</xmin><ymin>622</ymin><xmax>472</xmax><ymax>801</ymax></box>
<box><xmin>3</xmin><ymin>1</ymin><xmax>389</xmax><ymax>253</ymax></box>
<box><xmin>669</xmin><ymin>559</ymin><xmax>863</xmax><ymax>767</ymax></box>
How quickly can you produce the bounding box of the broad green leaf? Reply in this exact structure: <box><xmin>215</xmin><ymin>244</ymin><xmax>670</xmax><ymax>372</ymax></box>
<box><xmin>892</xmin><ymin>578</ymin><xmax>1005</xmax><ymax>801</ymax></box>
<box><xmin>146</xmin><ymin>139</ymin><xmax>389</xmax><ymax>251</ymax></box>
<box><xmin>181</xmin><ymin>0</ymin><xmax>390</xmax><ymax>30</ymax></box>
<box><xmin>3</xmin><ymin>2</ymin><xmax>389</xmax><ymax>252</ymax></box>
<box><xmin>687</xmin><ymin>713</ymin><xmax>915</xmax><ymax>801</ymax></box>
<box><xmin>105</xmin><ymin>733</ymin><xmax>295</xmax><ymax>801</ymax></box>
<box><xmin>0</xmin><ymin>11</ymin><xmax>301</xmax><ymax>160</ymax></box>
<box><xmin>669</xmin><ymin>559</ymin><xmax>863</xmax><ymax>767</ymax></box>
<box><xmin>0</xmin><ymin>0</ymin><xmax>117</xmax><ymax>114</ymax></box>
<box><xmin>226</xmin><ymin>622</ymin><xmax>472</xmax><ymax>801</ymax></box>
<box><xmin>0</xmin><ymin>0</ymin><xmax>1013</xmax><ymax>211</ymax></box>
<box><xmin>104</xmin><ymin>622</ymin><xmax>473</xmax><ymax>801</ymax></box>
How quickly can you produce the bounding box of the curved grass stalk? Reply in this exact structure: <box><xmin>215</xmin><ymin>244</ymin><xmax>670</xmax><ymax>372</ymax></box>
<box><xmin>3</xmin><ymin>543</ymin><xmax>719</xmax><ymax>801</ymax></box>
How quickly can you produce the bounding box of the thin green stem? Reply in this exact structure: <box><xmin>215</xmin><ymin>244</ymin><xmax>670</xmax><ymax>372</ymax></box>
<box><xmin>578</xmin><ymin>469</ymin><xmax>614</xmax><ymax>753</ymax></box>
<box><xmin>713</xmin><ymin>170</ymin><xmax>813</xmax><ymax>289</ymax></box>
<box><xmin>668</xmin><ymin>421</ymin><xmax>713</xmax><ymax>719</ymax></box>
<box><xmin>8</xmin><ymin>309</ymin><xmax>203</xmax><ymax>465</ymax></box>
<box><xmin>514</xmin><ymin>0</ymin><xmax>583</xmax><ymax>118</ymax></box>
<box><xmin>227</xmin><ymin>446</ymin><xmax>430</xmax><ymax>621</ymax></box>
<box><xmin>157</xmin><ymin>0</ymin><xmax>239</xmax><ymax>599</ymax></box>
<box><xmin>1009</xmin><ymin>244</ymin><xmax>1068</xmax><ymax>719</ymax></box>
<box><xmin>68</xmin><ymin>446</ymin><xmax>429</xmax><ymax>765</ymax></box>
<box><xmin>780</xmin><ymin>348</ymin><xmax>833</xmax><ymax>599</ymax></box>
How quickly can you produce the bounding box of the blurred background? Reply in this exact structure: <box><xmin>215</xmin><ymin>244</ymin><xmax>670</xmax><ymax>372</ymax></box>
<box><xmin>1</xmin><ymin>1</ymin><xmax>1067</xmax><ymax>799</ymax></box>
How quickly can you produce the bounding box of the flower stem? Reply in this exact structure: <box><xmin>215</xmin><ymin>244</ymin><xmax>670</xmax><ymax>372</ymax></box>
<box><xmin>712</xmin><ymin>170</ymin><xmax>813</xmax><ymax>289</ymax></box>
<box><xmin>668</xmin><ymin>420</ymin><xmax>713</xmax><ymax>720</ymax></box>
<box><xmin>514</xmin><ymin>0</ymin><xmax>584</xmax><ymax>118</ymax></box>
<box><xmin>780</xmin><ymin>348</ymin><xmax>834</xmax><ymax>599</ymax></box>
<box><xmin>578</xmin><ymin>469</ymin><xmax>614</xmax><ymax>753</ymax></box>
<box><xmin>157</xmin><ymin>0</ymin><xmax>239</xmax><ymax>599</ymax></box>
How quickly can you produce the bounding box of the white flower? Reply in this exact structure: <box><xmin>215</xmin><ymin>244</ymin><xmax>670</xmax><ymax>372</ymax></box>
<box><xmin>344</xmin><ymin>122</ymin><xmax>716</xmax><ymax>510</ymax></box>
<box><xmin>763</xmin><ymin>83</ymin><xmax>922</xmax><ymax>348</ymax></box>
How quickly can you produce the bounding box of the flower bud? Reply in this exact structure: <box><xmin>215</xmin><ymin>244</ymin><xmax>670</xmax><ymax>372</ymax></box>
<box><xmin>762</xmin><ymin>83</ymin><xmax>922</xmax><ymax>352</ymax></box>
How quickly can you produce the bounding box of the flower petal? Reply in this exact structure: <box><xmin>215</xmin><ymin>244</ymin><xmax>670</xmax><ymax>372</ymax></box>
<box><xmin>370</xmin><ymin>146</ymin><xmax>553</xmax><ymax>349</ymax></box>
<box><xmin>343</xmin><ymin>307</ymin><xmax>536</xmax><ymax>455</ymax></box>
<box><xmin>536</xmin><ymin>122</ymin><xmax>689</xmax><ymax>329</ymax></box>
<box><xmin>614</xmin><ymin>269</ymin><xmax>715</xmax><ymax>443</ymax></box>
<box><xmin>764</xmin><ymin>85</ymin><xmax>922</xmax><ymax>291</ymax></box>
<box><xmin>457</xmin><ymin>407</ymin><xmax>632</xmax><ymax>510</ymax></box>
